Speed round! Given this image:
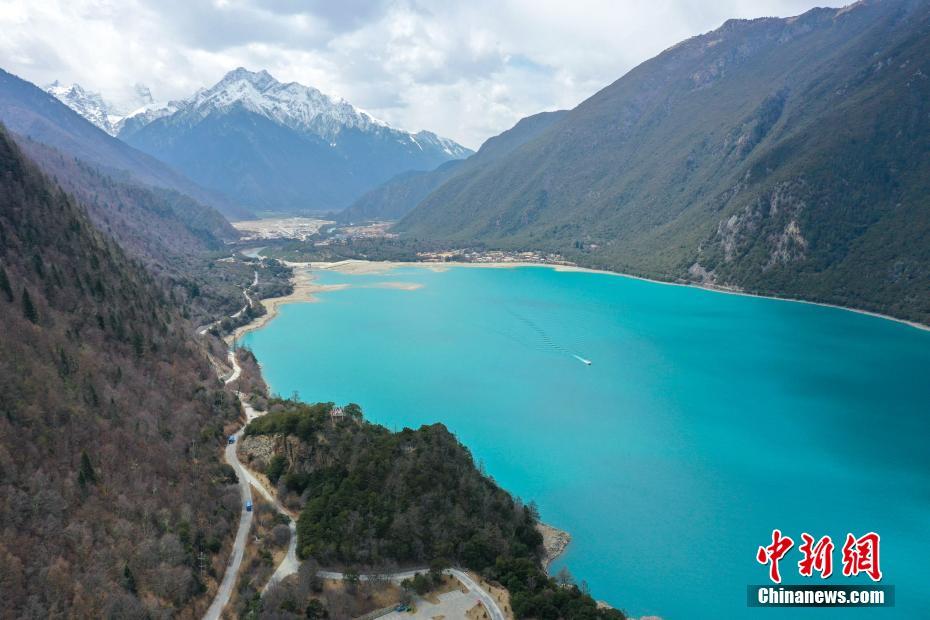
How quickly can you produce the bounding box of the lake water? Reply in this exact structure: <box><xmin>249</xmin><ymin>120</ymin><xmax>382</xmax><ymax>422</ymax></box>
<box><xmin>241</xmin><ymin>264</ymin><xmax>930</xmax><ymax>619</ymax></box>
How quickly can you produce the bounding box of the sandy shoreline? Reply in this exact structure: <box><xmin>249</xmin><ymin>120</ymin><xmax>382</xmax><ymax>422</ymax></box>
<box><xmin>226</xmin><ymin>263</ymin><xmax>345</xmax><ymax>344</ymax></box>
<box><xmin>312</xmin><ymin>259</ymin><xmax>930</xmax><ymax>333</ymax></box>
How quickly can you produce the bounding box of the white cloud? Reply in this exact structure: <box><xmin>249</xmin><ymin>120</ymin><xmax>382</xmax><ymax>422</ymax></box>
<box><xmin>0</xmin><ymin>0</ymin><xmax>832</xmax><ymax>148</ymax></box>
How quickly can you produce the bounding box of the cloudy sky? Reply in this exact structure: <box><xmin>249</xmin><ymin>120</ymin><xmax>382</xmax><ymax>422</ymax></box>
<box><xmin>1</xmin><ymin>0</ymin><xmax>833</xmax><ymax>148</ymax></box>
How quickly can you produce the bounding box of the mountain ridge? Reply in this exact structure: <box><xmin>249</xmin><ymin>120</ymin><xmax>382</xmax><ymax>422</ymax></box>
<box><xmin>340</xmin><ymin>109</ymin><xmax>568</xmax><ymax>223</ymax></box>
<box><xmin>397</xmin><ymin>0</ymin><xmax>930</xmax><ymax>324</ymax></box>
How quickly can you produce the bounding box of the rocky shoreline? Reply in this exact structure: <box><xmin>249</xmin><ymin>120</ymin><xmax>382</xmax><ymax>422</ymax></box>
<box><xmin>536</xmin><ymin>522</ymin><xmax>571</xmax><ymax>571</ymax></box>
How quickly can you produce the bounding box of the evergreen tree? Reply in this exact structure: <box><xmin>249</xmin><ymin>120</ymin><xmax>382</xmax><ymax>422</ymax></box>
<box><xmin>122</xmin><ymin>564</ymin><xmax>137</xmax><ymax>594</ymax></box>
<box><xmin>78</xmin><ymin>450</ymin><xmax>97</xmax><ymax>487</ymax></box>
<box><xmin>21</xmin><ymin>287</ymin><xmax>37</xmax><ymax>323</ymax></box>
<box><xmin>132</xmin><ymin>332</ymin><xmax>144</xmax><ymax>358</ymax></box>
<box><xmin>0</xmin><ymin>265</ymin><xmax>12</xmax><ymax>302</ymax></box>
<box><xmin>304</xmin><ymin>600</ymin><xmax>328</xmax><ymax>619</ymax></box>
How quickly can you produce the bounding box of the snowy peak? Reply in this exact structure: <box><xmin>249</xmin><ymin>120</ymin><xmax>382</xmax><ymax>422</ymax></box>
<box><xmin>174</xmin><ymin>67</ymin><xmax>388</xmax><ymax>138</ymax></box>
<box><xmin>46</xmin><ymin>81</ymin><xmax>115</xmax><ymax>134</ymax></box>
<box><xmin>413</xmin><ymin>130</ymin><xmax>473</xmax><ymax>159</ymax></box>
<box><xmin>216</xmin><ymin>67</ymin><xmax>277</xmax><ymax>91</ymax></box>
<box><xmin>131</xmin><ymin>83</ymin><xmax>155</xmax><ymax>109</ymax></box>
<box><xmin>46</xmin><ymin>80</ymin><xmax>160</xmax><ymax>136</ymax></box>
<box><xmin>45</xmin><ymin>70</ymin><xmax>472</xmax><ymax>157</ymax></box>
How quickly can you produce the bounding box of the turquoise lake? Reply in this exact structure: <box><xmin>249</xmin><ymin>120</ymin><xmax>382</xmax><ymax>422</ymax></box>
<box><xmin>241</xmin><ymin>265</ymin><xmax>930</xmax><ymax>619</ymax></box>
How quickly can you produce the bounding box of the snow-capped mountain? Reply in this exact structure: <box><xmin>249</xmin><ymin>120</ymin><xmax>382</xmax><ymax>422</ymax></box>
<box><xmin>119</xmin><ymin>68</ymin><xmax>472</xmax><ymax>213</ymax></box>
<box><xmin>113</xmin><ymin>101</ymin><xmax>178</xmax><ymax>138</ymax></box>
<box><xmin>45</xmin><ymin>81</ymin><xmax>116</xmax><ymax>134</ymax></box>
<box><xmin>120</xmin><ymin>68</ymin><xmax>471</xmax><ymax>157</ymax></box>
<box><xmin>46</xmin><ymin>81</ymin><xmax>162</xmax><ymax>136</ymax></box>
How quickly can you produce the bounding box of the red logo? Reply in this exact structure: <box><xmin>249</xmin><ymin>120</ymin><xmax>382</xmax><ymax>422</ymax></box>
<box><xmin>757</xmin><ymin>530</ymin><xmax>882</xmax><ymax>583</ymax></box>
<box><xmin>842</xmin><ymin>532</ymin><xmax>882</xmax><ymax>582</ymax></box>
<box><xmin>798</xmin><ymin>533</ymin><xmax>834</xmax><ymax>579</ymax></box>
<box><xmin>756</xmin><ymin>529</ymin><xmax>794</xmax><ymax>584</ymax></box>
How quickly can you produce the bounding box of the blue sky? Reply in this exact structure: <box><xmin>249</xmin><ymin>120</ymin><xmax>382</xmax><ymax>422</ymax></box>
<box><xmin>0</xmin><ymin>0</ymin><xmax>836</xmax><ymax>148</ymax></box>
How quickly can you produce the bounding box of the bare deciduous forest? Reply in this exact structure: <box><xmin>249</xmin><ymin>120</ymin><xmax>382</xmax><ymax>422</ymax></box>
<box><xmin>0</xmin><ymin>126</ymin><xmax>242</xmax><ymax>617</ymax></box>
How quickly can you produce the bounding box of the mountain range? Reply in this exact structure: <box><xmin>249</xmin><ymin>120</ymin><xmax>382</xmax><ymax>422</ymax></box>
<box><xmin>395</xmin><ymin>0</ymin><xmax>930</xmax><ymax>324</ymax></box>
<box><xmin>20</xmin><ymin>1</ymin><xmax>930</xmax><ymax>325</ymax></box>
<box><xmin>0</xmin><ymin>68</ymin><xmax>249</xmax><ymax>219</ymax></box>
<box><xmin>117</xmin><ymin>68</ymin><xmax>471</xmax><ymax>214</ymax></box>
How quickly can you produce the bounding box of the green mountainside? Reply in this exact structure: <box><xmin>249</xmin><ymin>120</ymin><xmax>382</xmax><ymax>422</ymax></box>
<box><xmin>398</xmin><ymin>0</ymin><xmax>930</xmax><ymax>324</ymax></box>
<box><xmin>0</xmin><ymin>125</ymin><xmax>242</xmax><ymax>616</ymax></box>
<box><xmin>340</xmin><ymin>110</ymin><xmax>568</xmax><ymax>223</ymax></box>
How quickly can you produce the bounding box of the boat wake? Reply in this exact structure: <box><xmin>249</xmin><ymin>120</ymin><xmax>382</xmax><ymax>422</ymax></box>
<box><xmin>508</xmin><ymin>309</ymin><xmax>591</xmax><ymax>366</ymax></box>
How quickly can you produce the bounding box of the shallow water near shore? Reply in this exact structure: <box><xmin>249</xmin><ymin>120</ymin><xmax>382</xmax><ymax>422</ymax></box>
<box><xmin>242</xmin><ymin>265</ymin><xmax>930</xmax><ymax>619</ymax></box>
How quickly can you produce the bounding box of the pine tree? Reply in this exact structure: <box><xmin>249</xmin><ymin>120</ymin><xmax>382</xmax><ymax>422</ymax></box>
<box><xmin>122</xmin><ymin>564</ymin><xmax>137</xmax><ymax>594</ymax></box>
<box><xmin>0</xmin><ymin>266</ymin><xmax>12</xmax><ymax>302</ymax></box>
<box><xmin>132</xmin><ymin>332</ymin><xmax>144</xmax><ymax>358</ymax></box>
<box><xmin>77</xmin><ymin>450</ymin><xmax>97</xmax><ymax>487</ymax></box>
<box><xmin>21</xmin><ymin>287</ymin><xmax>37</xmax><ymax>323</ymax></box>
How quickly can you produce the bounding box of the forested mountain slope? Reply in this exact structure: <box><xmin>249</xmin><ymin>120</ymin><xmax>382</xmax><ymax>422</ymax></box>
<box><xmin>0</xmin><ymin>126</ymin><xmax>241</xmax><ymax>617</ymax></box>
<box><xmin>18</xmin><ymin>137</ymin><xmax>236</xmax><ymax>255</ymax></box>
<box><xmin>398</xmin><ymin>0</ymin><xmax>930</xmax><ymax>324</ymax></box>
<box><xmin>0</xmin><ymin>68</ymin><xmax>251</xmax><ymax>219</ymax></box>
<box><xmin>12</xmin><ymin>137</ymin><xmax>268</xmax><ymax>326</ymax></box>
<box><xmin>340</xmin><ymin>110</ymin><xmax>568</xmax><ymax>223</ymax></box>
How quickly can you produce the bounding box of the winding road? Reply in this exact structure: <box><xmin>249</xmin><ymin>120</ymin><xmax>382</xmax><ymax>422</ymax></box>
<box><xmin>197</xmin><ymin>270</ymin><xmax>258</xmax><ymax>335</ymax></box>
<box><xmin>204</xmin><ymin>347</ymin><xmax>302</xmax><ymax>619</ymax></box>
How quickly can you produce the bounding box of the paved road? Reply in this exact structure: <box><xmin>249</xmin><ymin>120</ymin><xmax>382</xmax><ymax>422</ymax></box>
<box><xmin>204</xmin><ymin>353</ymin><xmax>256</xmax><ymax>620</ymax></box>
<box><xmin>235</xmin><ymin>401</ymin><xmax>301</xmax><ymax>593</ymax></box>
<box><xmin>205</xmin><ymin>350</ymin><xmax>301</xmax><ymax>618</ymax></box>
<box><xmin>452</xmin><ymin>569</ymin><xmax>506</xmax><ymax>620</ymax></box>
<box><xmin>197</xmin><ymin>270</ymin><xmax>258</xmax><ymax>335</ymax></box>
<box><xmin>203</xmin><ymin>422</ymin><xmax>253</xmax><ymax>620</ymax></box>
<box><xmin>224</xmin><ymin>349</ymin><xmax>241</xmax><ymax>385</ymax></box>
